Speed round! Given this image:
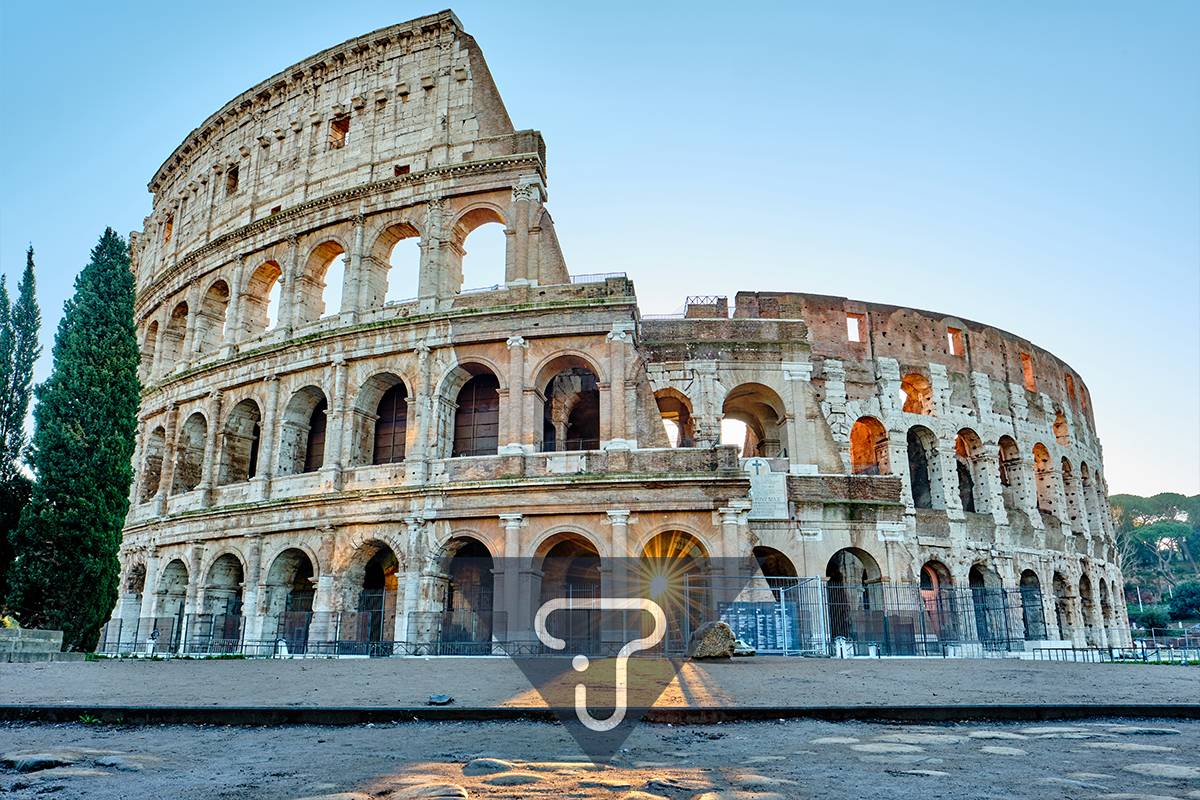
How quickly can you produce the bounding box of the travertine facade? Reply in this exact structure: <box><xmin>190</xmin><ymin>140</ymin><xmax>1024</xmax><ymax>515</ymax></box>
<box><xmin>107</xmin><ymin>12</ymin><xmax>1130</xmax><ymax>656</ymax></box>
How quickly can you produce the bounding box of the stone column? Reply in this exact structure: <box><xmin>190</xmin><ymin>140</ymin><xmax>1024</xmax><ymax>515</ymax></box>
<box><xmin>396</xmin><ymin>516</ymin><xmax>428</xmax><ymax>644</ymax></box>
<box><xmin>198</xmin><ymin>390</ymin><xmax>222</xmax><ymax>504</ymax></box>
<box><xmin>277</xmin><ymin>235</ymin><xmax>298</xmax><ymax>336</ymax></box>
<box><xmin>341</xmin><ymin>213</ymin><xmax>366</xmax><ymax>320</ymax></box>
<box><xmin>978</xmin><ymin>444</ymin><xmax>1009</xmax><ymax>532</ymax></box>
<box><xmin>180</xmin><ymin>545</ymin><xmax>205</xmax><ymax>653</ymax></box>
<box><xmin>137</xmin><ymin>550</ymin><xmax>161</xmax><ymax>638</ymax></box>
<box><xmin>499</xmin><ymin>513</ymin><xmax>526</xmax><ymax>642</ymax></box>
<box><xmin>718</xmin><ymin>500</ymin><xmax>752</xmax><ymax>581</ymax></box>
<box><xmin>127</xmin><ymin>419</ymin><xmax>147</xmax><ymax>508</ymax></box>
<box><xmin>782</xmin><ymin>361</ymin><xmax>813</xmax><ymax>470</ymax></box>
<box><xmin>156</xmin><ymin>402</ymin><xmax>180</xmax><ymax>514</ymax></box>
<box><xmin>258</xmin><ymin>376</ymin><xmax>282</xmax><ymax>486</ymax></box>
<box><xmin>240</xmin><ymin>535</ymin><xmax>264</xmax><ymax>644</ymax></box>
<box><xmin>509</xmin><ymin>183</ymin><xmax>531</xmax><ymax>284</ymax></box>
<box><xmin>406</xmin><ymin>343</ymin><xmax>433</xmax><ymax>482</ymax></box>
<box><xmin>221</xmin><ymin>257</ymin><xmax>247</xmax><ymax>358</ymax></box>
<box><xmin>179</xmin><ymin>283</ymin><xmax>203</xmax><ymax>367</ymax></box>
<box><xmin>603</xmin><ymin>327</ymin><xmax>632</xmax><ymax>449</ymax></box>
<box><xmin>417</xmin><ymin>199</ymin><xmax>445</xmax><ymax>307</ymax></box>
<box><xmin>323</xmin><ymin>358</ymin><xmax>349</xmax><ymax>488</ymax></box>
<box><xmin>501</xmin><ymin>335</ymin><xmax>528</xmax><ymax>454</ymax></box>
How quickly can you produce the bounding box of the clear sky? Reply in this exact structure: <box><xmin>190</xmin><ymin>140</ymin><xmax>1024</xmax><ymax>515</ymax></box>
<box><xmin>1</xmin><ymin>1</ymin><xmax>1197</xmax><ymax>495</ymax></box>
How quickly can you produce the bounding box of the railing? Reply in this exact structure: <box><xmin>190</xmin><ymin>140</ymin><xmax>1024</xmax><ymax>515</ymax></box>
<box><xmin>568</xmin><ymin>272</ymin><xmax>626</xmax><ymax>283</ymax></box>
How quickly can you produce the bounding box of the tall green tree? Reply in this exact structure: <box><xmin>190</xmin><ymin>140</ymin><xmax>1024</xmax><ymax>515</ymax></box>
<box><xmin>6</xmin><ymin>230</ymin><xmax>138</xmax><ymax>650</ymax></box>
<box><xmin>1</xmin><ymin>247</ymin><xmax>39</xmax><ymax>605</ymax></box>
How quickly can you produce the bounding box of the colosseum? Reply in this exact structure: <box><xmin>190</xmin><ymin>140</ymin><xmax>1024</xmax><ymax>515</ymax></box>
<box><xmin>102</xmin><ymin>11</ymin><xmax>1131</xmax><ymax>658</ymax></box>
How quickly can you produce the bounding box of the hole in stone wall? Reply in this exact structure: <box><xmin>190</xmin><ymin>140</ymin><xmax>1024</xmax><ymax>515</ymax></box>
<box><xmin>329</xmin><ymin>115</ymin><xmax>350</xmax><ymax>149</ymax></box>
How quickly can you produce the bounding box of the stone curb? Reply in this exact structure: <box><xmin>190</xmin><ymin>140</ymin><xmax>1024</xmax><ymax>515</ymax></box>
<box><xmin>0</xmin><ymin>704</ymin><xmax>1197</xmax><ymax>726</ymax></box>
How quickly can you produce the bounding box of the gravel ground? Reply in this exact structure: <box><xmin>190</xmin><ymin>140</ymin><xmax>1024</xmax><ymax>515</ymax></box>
<box><xmin>2</xmin><ymin>718</ymin><xmax>1199</xmax><ymax>799</ymax></box>
<box><xmin>2</xmin><ymin>657</ymin><xmax>1196</xmax><ymax>709</ymax></box>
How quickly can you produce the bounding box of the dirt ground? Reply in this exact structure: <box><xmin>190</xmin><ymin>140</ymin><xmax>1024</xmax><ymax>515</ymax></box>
<box><xmin>2</xmin><ymin>656</ymin><xmax>1196</xmax><ymax>709</ymax></box>
<box><xmin>2</xmin><ymin>717</ymin><xmax>1199</xmax><ymax>799</ymax></box>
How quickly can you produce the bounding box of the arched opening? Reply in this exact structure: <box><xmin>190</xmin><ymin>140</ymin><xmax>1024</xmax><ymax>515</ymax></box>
<box><xmin>640</xmin><ymin>531</ymin><xmax>711</xmax><ymax>653</ymax></box>
<box><xmin>900</xmin><ymin>373</ymin><xmax>934</xmax><ymax>415</ymax></box>
<box><xmin>538</xmin><ymin>534</ymin><xmax>602</xmax><ymax>653</ymax></box>
<box><xmin>372</xmin><ymin>383</ymin><xmax>409</xmax><ymax>465</ymax></box>
<box><xmin>437</xmin><ymin>537</ymin><xmax>495</xmax><ymax>650</ymax></box>
<box><xmin>161</xmin><ymin>302</ymin><xmax>188</xmax><ymax>367</ymax></box>
<box><xmin>277</xmin><ymin>386</ymin><xmax>327</xmax><ymax>476</ymax></box>
<box><xmin>906</xmin><ymin>425</ymin><xmax>943</xmax><ymax>510</ymax></box>
<box><xmin>139</xmin><ymin>322</ymin><xmax>158</xmax><ymax>382</ymax></box>
<box><xmin>721</xmin><ymin>383</ymin><xmax>788</xmax><ymax>458</ymax></box>
<box><xmin>1052</xmin><ymin>572</ymin><xmax>1074</xmax><ymax>641</ymax></box>
<box><xmin>1078</xmin><ymin>573</ymin><xmax>1099</xmax><ymax>646</ymax></box>
<box><xmin>451</xmin><ymin>369</ymin><xmax>500</xmax><ymax>457</ymax></box>
<box><xmin>154</xmin><ymin>559</ymin><xmax>189</xmax><ymax>647</ymax></box>
<box><xmin>997</xmin><ymin>435</ymin><xmax>1023</xmax><ymax>511</ymax></box>
<box><xmin>264</xmin><ymin>548</ymin><xmax>315</xmax><ymax>652</ymax></box>
<box><xmin>541</xmin><ymin>364</ymin><xmax>600</xmax><ymax>452</ymax></box>
<box><xmin>1064</xmin><ymin>374</ymin><xmax>1075</xmax><ymax>405</ymax></box>
<box><xmin>1098</xmin><ymin>577</ymin><xmax>1113</xmax><ymax>644</ymax></box>
<box><xmin>1053</xmin><ymin>409</ymin><xmax>1070</xmax><ymax>446</ymax></box>
<box><xmin>171</xmin><ymin>412</ymin><xmax>207</xmax><ymax>494</ymax></box>
<box><xmin>203</xmin><ymin>553</ymin><xmax>244</xmax><ymax>649</ymax></box>
<box><xmin>453</xmin><ymin>208</ymin><xmax>507</xmax><ymax>293</ymax></box>
<box><xmin>139</xmin><ymin>425</ymin><xmax>166</xmax><ymax>502</ymax></box>
<box><xmin>1019</xmin><ymin>569</ymin><xmax>1047</xmax><ymax>639</ymax></box>
<box><xmin>849</xmin><ymin>416</ymin><xmax>889</xmax><ymax>475</ymax></box>
<box><xmin>118</xmin><ymin>563</ymin><xmax>147</xmax><ymax>645</ymax></box>
<box><xmin>193</xmin><ymin>280</ymin><xmax>230</xmax><ymax>355</ymax></box>
<box><xmin>954</xmin><ymin>428</ymin><xmax>985</xmax><ymax>513</ymax></box>
<box><xmin>1032</xmin><ymin>443</ymin><xmax>1056</xmax><ymax>515</ymax></box>
<box><xmin>919</xmin><ymin>560</ymin><xmax>957</xmax><ymax>640</ymax></box>
<box><xmin>825</xmin><ymin>548</ymin><xmax>883</xmax><ymax>644</ymax></box>
<box><xmin>968</xmin><ymin>564</ymin><xmax>1006</xmax><ymax>646</ymax></box>
<box><xmin>655</xmin><ymin>389</ymin><xmax>694</xmax><ymax>448</ymax></box>
<box><xmin>242</xmin><ymin>261</ymin><xmax>283</xmax><ymax>337</ymax></box>
<box><xmin>217</xmin><ymin>399</ymin><xmax>261</xmax><ymax>485</ymax></box>
<box><xmin>351</xmin><ymin>542</ymin><xmax>399</xmax><ymax>647</ymax></box>
<box><xmin>752</xmin><ymin>546</ymin><xmax>798</xmax><ymax>601</ymax></box>
<box><xmin>1080</xmin><ymin>463</ymin><xmax>1103</xmax><ymax>539</ymax></box>
<box><xmin>296</xmin><ymin>241</ymin><xmax>346</xmax><ymax>325</ymax></box>
<box><xmin>378</xmin><ymin>223</ymin><xmax>421</xmax><ymax>305</ymax></box>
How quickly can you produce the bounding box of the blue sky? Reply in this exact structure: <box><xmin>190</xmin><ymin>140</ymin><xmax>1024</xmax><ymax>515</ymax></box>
<box><xmin>1</xmin><ymin>1</ymin><xmax>1196</xmax><ymax>495</ymax></box>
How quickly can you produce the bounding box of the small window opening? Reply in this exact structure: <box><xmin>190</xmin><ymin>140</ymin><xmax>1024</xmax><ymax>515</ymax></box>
<box><xmin>225</xmin><ymin>165</ymin><xmax>239</xmax><ymax>195</ymax></box>
<box><xmin>1065</xmin><ymin>374</ymin><xmax>1075</xmax><ymax>404</ymax></box>
<box><xmin>846</xmin><ymin>313</ymin><xmax>866</xmax><ymax>343</ymax></box>
<box><xmin>947</xmin><ymin>327</ymin><xmax>964</xmax><ymax>356</ymax></box>
<box><xmin>1020</xmin><ymin>352</ymin><xmax>1036</xmax><ymax>392</ymax></box>
<box><xmin>270</xmin><ymin>205</ymin><xmax>282</xmax><ymax>215</ymax></box>
<box><xmin>163</xmin><ymin>214</ymin><xmax>174</xmax><ymax>244</ymax></box>
<box><xmin>394</xmin><ymin>164</ymin><xmax>410</xmax><ymax>177</ymax></box>
<box><xmin>329</xmin><ymin>116</ymin><xmax>350</xmax><ymax>150</ymax></box>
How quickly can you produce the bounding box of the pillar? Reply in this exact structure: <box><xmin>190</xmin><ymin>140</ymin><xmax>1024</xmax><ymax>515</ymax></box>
<box><xmin>277</xmin><ymin>235</ymin><xmax>298</xmax><ymax>336</ymax></box>
<box><xmin>499</xmin><ymin>513</ymin><xmax>526</xmax><ymax>641</ymax></box>
<box><xmin>155</xmin><ymin>402</ymin><xmax>180</xmax><ymax>514</ymax></box>
<box><xmin>341</xmin><ymin>213</ymin><xmax>366</xmax><ymax>320</ymax></box>
<box><xmin>221</xmin><ymin>256</ymin><xmax>247</xmax><ymax>357</ymax></box>
<box><xmin>179</xmin><ymin>282</ymin><xmax>202</xmax><ymax>366</ymax></box>
<box><xmin>198</xmin><ymin>390</ymin><xmax>222</xmax><ymax>504</ymax></box>
<box><xmin>323</xmin><ymin>357</ymin><xmax>349</xmax><ymax>488</ymax></box>
<box><xmin>603</xmin><ymin>327</ymin><xmax>634</xmax><ymax>449</ymax></box>
<box><xmin>501</xmin><ymin>335</ymin><xmax>529</xmax><ymax>454</ymax></box>
<box><xmin>241</xmin><ymin>535</ymin><xmax>264</xmax><ymax>644</ymax></box>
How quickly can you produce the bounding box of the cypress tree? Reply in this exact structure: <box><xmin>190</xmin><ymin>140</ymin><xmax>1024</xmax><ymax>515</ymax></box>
<box><xmin>7</xmin><ymin>230</ymin><xmax>139</xmax><ymax>650</ymax></box>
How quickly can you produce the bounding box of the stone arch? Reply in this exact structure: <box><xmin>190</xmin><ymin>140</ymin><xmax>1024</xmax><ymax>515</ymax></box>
<box><xmin>721</xmin><ymin>382</ymin><xmax>788</xmax><ymax>458</ymax></box>
<box><xmin>263</xmin><ymin>547</ymin><xmax>316</xmax><ymax>649</ymax></box>
<box><xmin>850</xmin><ymin>416</ymin><xmax>889</xmax><ymax>475</ymax></box>
<box><xmin>906</xmin><ymin>424</ymin><xmax>943</xmax><ymax>510</ymax></box>
<box><xmin>1098</xmin><ymin>576</ymin><xmax>1114</xmax><ymax>644</ymax></box>
<box><xmin>655</xmin><ymin>388</ymin><xmax>694</xmax><ymax>448</ymax></box>
<box><xmin>367</xmin><ymin>220</ymin><xmax>422</xmax><ymax>306</ymax></box>
<box><xmin>171</xmin><ymin>411</ymin><xmax>207</xmax><ymax>494</ymax></box>
<box><xmin>277</xmin><ymin>386</ymin><xmax>328</xmax><ymax>476</ymax></box>
<box><xmin>1080</xmin><ymin>462</ymin><xmax>1103</xmax><ymax>540</ymax></box>
<box><xmin>140</xmin><ymin>321</ymin><xmax>159</xmax><ymax>382</ymax></box>
<box><xmin>1052</xmin><ymin>571</ymin><xmax>1075</xmax><ymax>642</ymax></box>
<box><xmin>1078</xmin><ymin>572</ymin><xmax>1099</xmax><ymax>646</ymax></box>
<box><xmin>193</xmin><ymin>278</ymin><xmax>230</xmax><ymax>355</ymax></box>
<box><xmin>919</xmin><ymin>559</ymin><xmax>958</xmax><ymax>640</ymax></box>
<box><xmin>161</xmin><ymin>301</ymin><xmax>189</xmax><ymax>367</ymax></box>
<box><xmin>640</xmin><ymin>529</ymin><xmax>712</xmax><ymax>652</ymax></box>
<box><xmin>752</xmin><ymin>546</ymin><xmax>798</xmax><ymax>601</ymax></box>
<box><xmin>241</xmin><ymin>260</ymin><xmax>283</xmax><ymax>337</ymax></box>
<box><xmin>451</xmin><ymin>205</ymin><xmax>507</xmax><ymax>294</ymax></box>
<box><xmin>202</xmin><ymin>551</ymin><xmax>245</xmax><ymax>615</ymax></box>
<box><xmin>432</xmin><ymin>535</ymin><xmax>496</xmax><ymax>648</ymax></box>
<box><xmin>1061</xmin><ymin>458</ymin><xmax>1084</xmax><ymax>532</ymax></box>
<box><xmin>900</xmin><ymin>372</ymin><xmax>934</xmax><ymax>415</ymax></box>
<box><xmin>826</xmin><ymin>547</ymin><xmax>882</xmax><ymax>585</ymax></box>
<box><xmin>826</xmin><ymin>548</ymin><xmax>884</xmax><ymax>643</ymax></box>
<box><xmin>1032</xmin><ymin>443</ymin><xmax>1056</xmax><ymax>515</ymax></box>
<box><xmin>954</xmin><ymin>428</ymin><xmax>986</xmax><ymax>513</ymax></box>
<box><xmin>217</xmin><ymin>399</ymin><xmax>261</xmax><ymax>485</ymax></box>
<box><xmin>997</xmin><ymin>435</ymin><xmax>1024</xmax><ymax>511</ymax></box>
<box><xmin>536</xmin><ymin>353</ymin><xmax>602</xmax><ymax>453</ymax></box>
<box><xmin>348</xmin><ymin>372</ymin><xmax>411</xmax><ymax>467</ymax></box>
<box><xmin>438</xmin><ymin>363</ymin><xmax>502</xmax><ymax>458</ymax></box>
<box><xmin>295</xmin><ymin>239</ymin><xmax>348</xmax><ymax>325</ymax></box>
<box><xmin>1019</xmin><ymin>569</ymin><xmax>1047</xmax><ymax>639</ymax></box>
<box><xmin>154</xmin><ymin>558</ymin><xmax>189</xmax><ymax>622</ymax></box>
<box><xmin>1053</xmin><ymin>408</ymin><xmax>1070</xmax><ymax>446</ymax></box>
<box><xmin>530</xmin><ymin>526</ymin><xmax>609</xmax><ymax>563</ymax></box>
<box><xmin>536</xmin><ymin>532</ymin><xmax>603</xmax><ymax>651</ymax></box>
<box><xmin>339</xmin><ymin>538</ymin><xmax>401</xmax><ymax>645</ymax></box>
<box><xmin>968</xmin><ymin>563</ymin><xmax>1006</xmax><ymax>644</ymax></box>
<box><xmin>139</xmin><ymin>425</ymin><xmax>166</xmax><ymax>502</ymax></box>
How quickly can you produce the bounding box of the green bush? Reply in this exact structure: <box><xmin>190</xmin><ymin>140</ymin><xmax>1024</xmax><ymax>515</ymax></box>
<box><xmin>1129</xmin><ymin>605</ymin><xmax>1171</xmax><ymax>630</ymax></box>
<box><xmin>1167</xmin><ymin>580</ymin><xmax>1200</xmax><ymax>621</ymax></box>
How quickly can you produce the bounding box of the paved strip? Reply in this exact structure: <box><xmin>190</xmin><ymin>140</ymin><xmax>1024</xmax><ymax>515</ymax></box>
<box><xmin>2</xmin><ymin>703</ymin><xmax>1197</xmax><ymax>726</ymax></box>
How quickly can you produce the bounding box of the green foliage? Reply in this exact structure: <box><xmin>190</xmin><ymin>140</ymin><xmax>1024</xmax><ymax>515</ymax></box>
<box><xmin>6</xmin><ymin>230</ymin><xmax>139</xmax><ymax>651</ymax></box>
<box><xmin>1111</xmin><ymin>493</ymin><xmax>1199</xmax><ymax>601</ymax></box>
<box><xmin>1168</xmin><ymin>580</ymin><xmax>1200</xmax><ymax>621</ymax></box>
<box><xmin>1129</xmin><ymin>604</ymin><xmax>1171</xmax><ymax>630</ymax></box>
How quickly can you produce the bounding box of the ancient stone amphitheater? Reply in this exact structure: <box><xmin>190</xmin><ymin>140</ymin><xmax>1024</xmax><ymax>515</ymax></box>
<box><xmin>103</xmin><ymin>11</ymin><xmax>1130</xmax><ymax>657</ymax></box>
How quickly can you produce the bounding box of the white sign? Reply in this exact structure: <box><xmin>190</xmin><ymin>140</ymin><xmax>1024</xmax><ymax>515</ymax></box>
<box><xmin>744</xmin><ymin>457</ymin><xmax>789</xmax><ymax>520</ymax></box>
